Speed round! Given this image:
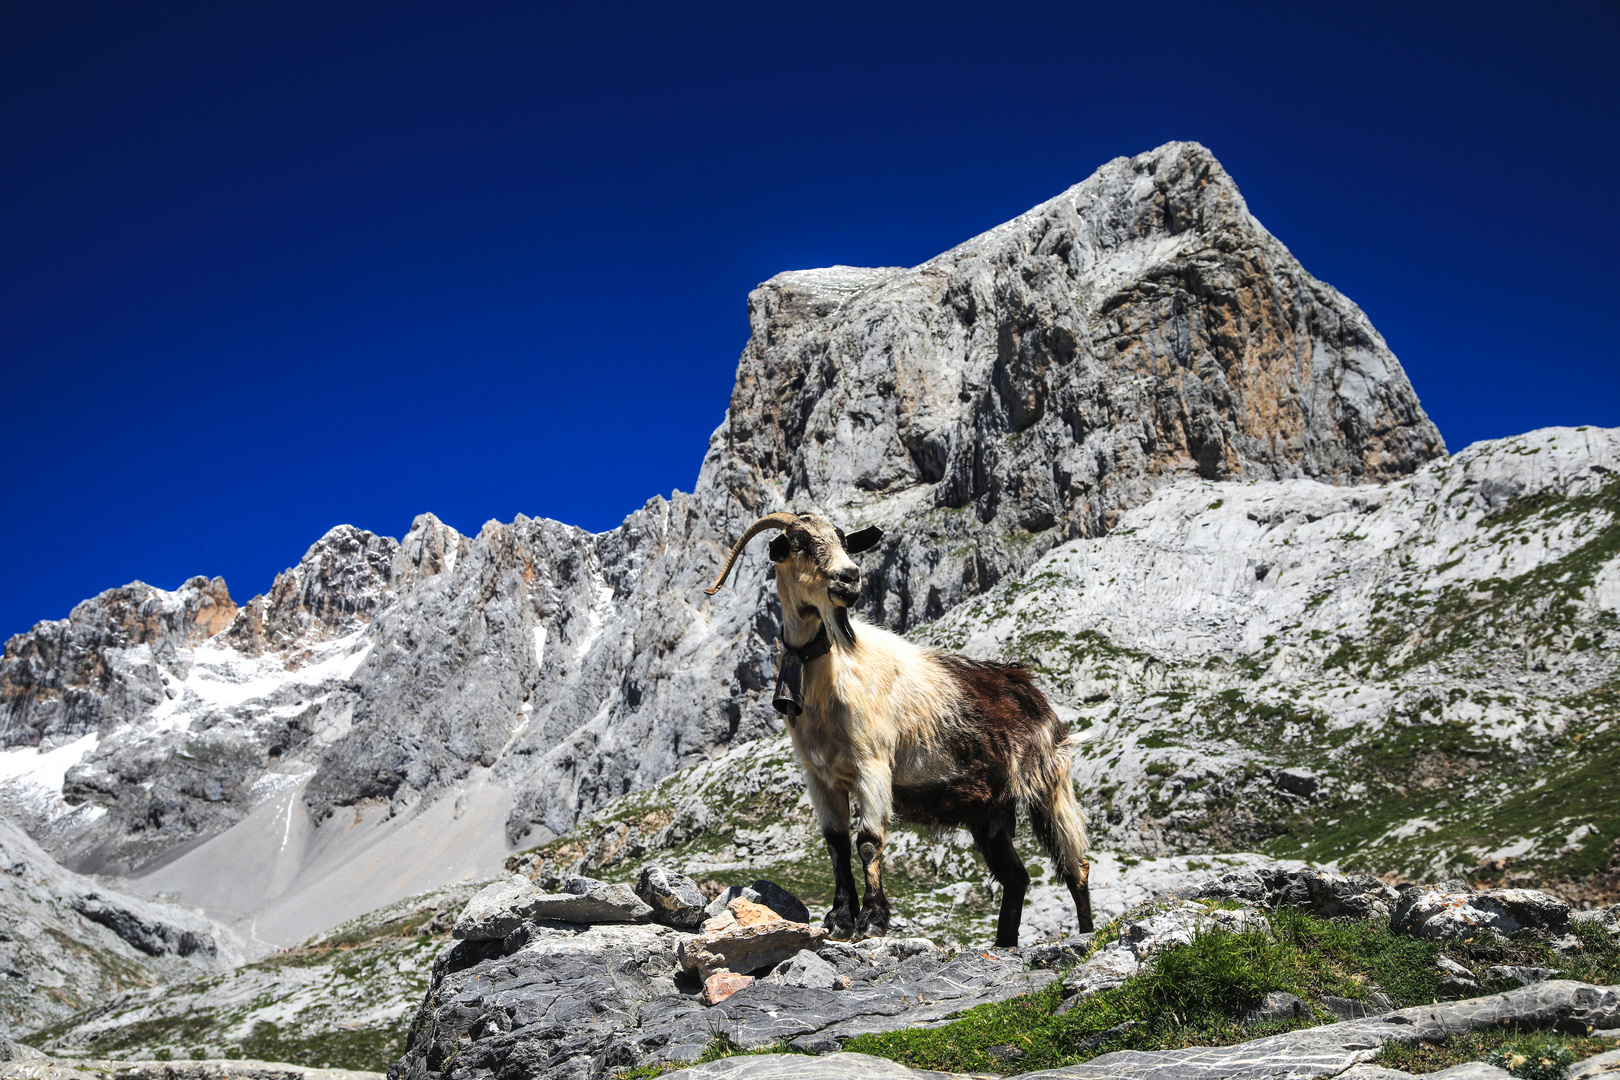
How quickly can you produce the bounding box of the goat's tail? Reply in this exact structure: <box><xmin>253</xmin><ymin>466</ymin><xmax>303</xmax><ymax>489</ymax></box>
<box><xmin>1028</xmin><ymin>732</ymin><xmax>1089</xmax><ymax>881</ymax></box>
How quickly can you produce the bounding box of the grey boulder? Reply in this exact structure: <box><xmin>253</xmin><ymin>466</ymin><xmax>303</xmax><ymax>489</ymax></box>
<box><xmin>1391</xmin><ymin>886</ymin><xmax>1570</xmax><ymax>940</ymax></box>
<box><xmin>1191</xmin><ymin>868</ymin><xmax>1401</xmax><ymax>922</ymax></box>
<box><xmin>768</xmin><ymin>949</ymin><xmax>846</xmax><ymax>991</ymax></box>
<box><xmin>453</xmin><ymin>875</ymin><xmax>653</xmax><ymax>941</ymax></box>
<box><xmin>1566</xmin><ymin>1049</ymin><xmax>1620</xmax><ymax>1080</ymax></box>
<box><xmin>635</xmin><ymin>866</ymin><xmax>709</xmax><ymax>929</ymax></box>
<box><xmin>0</xmin><ymin>1036</ymin><xmax>45</xmax><ymax>1062</ymax></box>
<box><xmin>1243</xmin><ymin>991</ymin><xmax>1310</xmax><ymax>1023</ymax></box>
<box><xmin>453</xmin><ymin>878</ymin><xmax>546</xmax><ymax>941</ymax></box>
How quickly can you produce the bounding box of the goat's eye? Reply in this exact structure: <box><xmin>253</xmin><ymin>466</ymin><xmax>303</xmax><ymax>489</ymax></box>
<box><xmin>835</xmin><ymin>528</ymin><xmax>846</xmax><ymax>549</ymax></box>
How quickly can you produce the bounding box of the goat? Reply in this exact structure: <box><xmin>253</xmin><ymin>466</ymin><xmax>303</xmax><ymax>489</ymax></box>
<box><xmin>705</xmin><ymin>511</ymin><xmax>1093</xmax><ymax>947</ymax></box>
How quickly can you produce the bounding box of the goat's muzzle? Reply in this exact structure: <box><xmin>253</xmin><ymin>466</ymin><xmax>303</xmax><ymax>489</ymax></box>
<box><xmin>828</xmin><ymin>567</ymin><xmax>860</xmax><ymax>606</ymax></box>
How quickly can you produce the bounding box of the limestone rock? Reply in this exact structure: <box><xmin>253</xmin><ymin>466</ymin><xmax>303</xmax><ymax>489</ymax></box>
<box><xmin>1323</xmin><ymin>994</ymin><xmax>1394</xmax><ymax>1019</ymax></box>
<box><xmin>1191</xmin><ymin>868</ymin><xmax>1401</xmax><ymax>922</ymax></box>
<box><xmin>768</xmin><ymin>949</ymin><xmax>846</xmax><ymax>991</ymax></box>
<box><xmin>1423</xmin><ymin>1067</ymin><xmax>1516</xmax><ymax>1080</ymax></box>
<box><xmin>1244</xmin><ymin>991</ymin><xmax>1310</xmax><ymax>1023</ymax></box>
<box><xmin>0</xmin><ymin>1037</ymin><xmax>44</xmax><ymax>1062</ymax></box>
<box><xmin>1486</xmin><ymin>965</ymin><xmax>1562</xmax><ymax>986</ymax></box>
<box><xmin>1565</xmin><ymin>1048</ymin><xmax>1620</xmax><ymax>1080</ymax></box>
<box><xmin>453</xmin><ymin>878</ymin><xmax>545</xmax><ymax>941</ymax></box>
<box><xmin>1392</xmin><ymin>885</ymin><xmax>1571</xmax><ymax>940</ymax></box>
<box><xmin>635</xmin><ymin>866</ymin><xmax>708</xmax><ymax>929</ymax></box>
<box><xmin>0</xmin><ymin>818</ymin><xmax>239</xmax><ymax>1035</ymax></box>
<box><xmin>555</xmin><ymin>875</ymin><xmax>655</xmax><ymax>922</ymax></box>
<box><xmin>813</xmin><ymin>938</ymin><xmax>942</xmax><ymax>985</ymax></box>
<box><xmin>392</xmin><ymin>920</ymin><xmax>1050</xmax><ymax>1080</ymax></box>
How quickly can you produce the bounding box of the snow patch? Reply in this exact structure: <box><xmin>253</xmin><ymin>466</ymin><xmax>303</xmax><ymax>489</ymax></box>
<box><xmin>0</xmin><ymin>732</ymin><xmax>98</xmax><ymax>790</ymax></box>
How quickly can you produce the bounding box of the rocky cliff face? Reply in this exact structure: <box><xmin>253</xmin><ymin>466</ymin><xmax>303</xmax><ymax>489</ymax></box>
<box><xmin>0</xmin><ymin>142</ymin><xmax>1443</xmax><ymax>923</ymax></box>
<box><xmin>716</xmin><ymin>143</ymin><xmax>1440</xmax><ymax>627</ymax></box>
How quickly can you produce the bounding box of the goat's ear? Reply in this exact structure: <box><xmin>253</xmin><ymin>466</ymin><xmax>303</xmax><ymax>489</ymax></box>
<box><xmin>768</xmin><ymin>533</ymin><xmax>791</xmax><ymax>562</ymax></box>
<box><xmin>844</xmin><ymin>526</ymin><xmax>883</xmax><ymax>554</ymax></box>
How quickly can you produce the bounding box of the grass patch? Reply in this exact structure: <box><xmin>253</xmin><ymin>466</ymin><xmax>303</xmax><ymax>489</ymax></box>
<box><xmin>842</xmin><ymin>906</ymin><xmax>1466</xmax><ymax>1075</ymax></box>
<box><xmin>1377</xmin><ymin>1031</ymin><xmax>1618</xmax><ymax>1077</ymax></box>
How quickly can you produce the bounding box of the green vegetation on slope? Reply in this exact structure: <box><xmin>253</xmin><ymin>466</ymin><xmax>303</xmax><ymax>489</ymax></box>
<box><xmin>843</xmin><ymin>907</ymin><xmax>1620</xmax><ymax>1076</ymax></box>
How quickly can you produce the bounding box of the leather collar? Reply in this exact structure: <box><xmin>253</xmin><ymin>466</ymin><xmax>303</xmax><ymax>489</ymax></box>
<box><xmin>783</xmin><ymin>622</ymin><xmax>831</xmax><ymax>664</ymax></box>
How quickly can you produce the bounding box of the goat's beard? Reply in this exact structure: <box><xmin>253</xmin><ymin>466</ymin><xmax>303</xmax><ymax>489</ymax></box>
<box><xmin>830</xmin><ymin>607</ymin><xmax>857</xmax><ymax>647</ymax></box>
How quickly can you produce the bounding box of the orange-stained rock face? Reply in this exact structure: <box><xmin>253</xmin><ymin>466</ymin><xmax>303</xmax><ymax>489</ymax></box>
<box><xmin>678</xmin><ymin>904</ymin><xmax>827</xmax><ymax>981</ymax></box>
<box><xmin>698</xmin><ymin>971</ymin><xmax>755</xmax><ymax>1006</ymax></box>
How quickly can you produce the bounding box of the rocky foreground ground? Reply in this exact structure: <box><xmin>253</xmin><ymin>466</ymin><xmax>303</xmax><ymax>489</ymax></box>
<box><xmin>8</xmin><ymin>864</ymin><xmax>1620</xmax><ymax>1080</ymax></box>
<box><xmin>376</xmin><ymin>866</ymin><xmax>1620</xmax><ymax>1080</ymax></box>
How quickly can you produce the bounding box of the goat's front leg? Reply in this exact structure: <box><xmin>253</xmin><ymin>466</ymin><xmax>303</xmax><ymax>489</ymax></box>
<box><xmin>805</xmin><ymin>776</ymin><xmax>857</xmax><ymax>939</ymax></box>
<box><xmin>852</xmin><ymin>765</ymin><xmax>893</xmax><ymax>940</ymax></box>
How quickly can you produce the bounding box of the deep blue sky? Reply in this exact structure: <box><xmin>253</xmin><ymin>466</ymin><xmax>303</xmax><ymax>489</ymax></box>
<box><xmin>3</xmin><ymin>1</ymin><xmax>1617</xmax><ymax>640</ymax></box>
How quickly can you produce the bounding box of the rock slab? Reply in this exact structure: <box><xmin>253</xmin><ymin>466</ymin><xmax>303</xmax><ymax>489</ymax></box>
<box><xmin>1391</xmin><ymin>886</ymin><xmax>1571</xmax><ymax>941</ymax></box>
<box><xmin>635</xmin><ymin>866</ymin><xmax>708</xmax><ymax>930</ymax></box>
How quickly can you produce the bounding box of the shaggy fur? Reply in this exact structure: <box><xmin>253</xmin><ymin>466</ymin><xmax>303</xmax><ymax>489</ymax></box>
<box><xmin>706</xmin><ymin>512</ymin><xmax>1093</xmax><ymax>947</ymax></box>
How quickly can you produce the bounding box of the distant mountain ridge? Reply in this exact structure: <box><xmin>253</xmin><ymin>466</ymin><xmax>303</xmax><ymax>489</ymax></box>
<box><xmin>0</xmin><ymin>142</ymin><xmax>1445</xmax><ymax>949</ymax></box>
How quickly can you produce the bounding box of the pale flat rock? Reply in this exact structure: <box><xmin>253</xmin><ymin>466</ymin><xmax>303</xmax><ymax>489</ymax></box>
<box><xmin>768</xmin><ymin>949</ymin><xmax>846</xmax><ymax>991</ymax></box>
<box><xmin>1336</xmin><ymin>1068</ymin><xmax>1415</xmax><ymax>1080</ymax></box>
<box><xmin>0</xmin><ymin>1059</ymin><xmax>381</xmax><ymax>1080</ymax></box>
<box><xmin>453</xmin><ymin>875</ymin><xmax>652</xmax><ymax>941</ymax></box>
<box><xmin>659</xmin><ymin>1053</ymin><xmax>960</xmax><ymax>1080</ymax></box>
<box><xmin>1566</xmin><ymin>1049</ymin><xmax>1620</xmax><ymax>1080</ymax></box>
<box><xmin>1422</xmin><ymin>1065</ymin><xmax>1515</xmax><ymax>1080</ymax></box>
<box><xmin>551</xmin><ymin>874</ymin><xmax>654</xmax><ymax>922</ymax></box>
<box><xmin>1024</xmin><ymin>982</ymin><xmax>1620</xmax><ymax>1080</ymax></box>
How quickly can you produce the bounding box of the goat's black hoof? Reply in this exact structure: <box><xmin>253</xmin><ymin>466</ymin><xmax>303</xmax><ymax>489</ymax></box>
<box><xmin>823</xmin><ymin>908</ymin><xmax>856</xmax><ymax>939</ymax></box>
<box><xmin>854</xmin><ymin>905</ymin><xmax>889</xmax><ymax>940</ymax></box>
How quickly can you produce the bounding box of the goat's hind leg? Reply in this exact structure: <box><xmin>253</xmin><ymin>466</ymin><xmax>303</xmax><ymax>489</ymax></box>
<box><xmin>973</xmin><ymin>821</ymin><xmax>1030</xmax><ymax>948</ymax></box>
<box><xmin>806</xmin><ymin>777</ymin><xmax>858</xmax><ymax>938</ymax></box>
<box><xmin>1030</xmin><ymin>797</ymin><xmax>1094</xmax><ymax>933</ymax></box>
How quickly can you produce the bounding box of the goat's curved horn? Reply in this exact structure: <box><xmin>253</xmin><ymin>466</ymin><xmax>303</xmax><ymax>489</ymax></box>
<box><xmin>704</xmin><ymin>512</ymin><xmax>799</xmax><ymax>595</ymax></box>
